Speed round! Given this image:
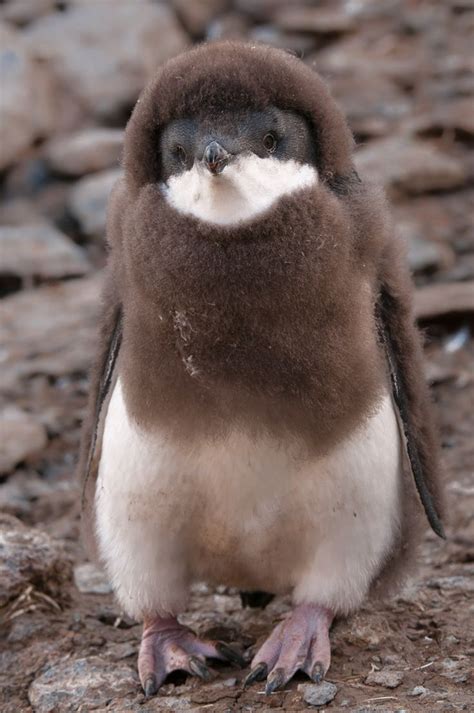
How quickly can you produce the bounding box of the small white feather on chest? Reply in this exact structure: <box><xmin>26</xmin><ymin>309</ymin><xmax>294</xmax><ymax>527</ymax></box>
<box><xmin>160</xmin><ymin>155</ymin><xmax>318</xmax><ymax>226</ymax></box>
<box><xmin>95</xmin><ymin>379</ymin><xmax>402</xmax><ymax>621</ymax></box>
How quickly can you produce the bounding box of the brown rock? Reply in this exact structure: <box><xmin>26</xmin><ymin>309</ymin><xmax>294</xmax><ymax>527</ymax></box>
<box><xmin>0</xmin><ymin>0</ymin><xmax>55</xmax><ymax>25</ymax></box>
<box><xmin>316</xmin><ymin>35</ymin><xmax>429</xmax><ymax>86</ymax></box>
<box><xmin>250</xmin><ymin>25</ymin><xmax>316</xmax><ymax>54</ymax></box>
<box><xmin>44</xmin><ymin>128</ymin><xmax>123</xmax><ymax>176</ymax></box>
<box><xmin>69</xmin><ymin>168</ymin><xmax>122</xmax><ymax>237</ymax></box>
<box><xmin>355</xmin><ymin>137</ymin><xmax>466</xmax><ymax>196</ymax></box>
<box><xmin>411</xmin><ymin>98</ymin><xmax>474</xmax><ymax>139</ymax></box>
<box><xmin>0</xmin><ymin>408</ymin><xmax>47</xmax><ymax>475</ymax></box>
<box><xmin>395</xmin><ymin>218</ymin><xmax>455</xmax><ymax>273</ymax></box>
<box><xmin>275</xmin><ymin>7</ymin><xmax>355</xmax><ymax>34</ymax></box>
<box><xmin>0</xmin><ymin>274</ymin><xmax>103</xmax><ymax>390</ymax></box>
<box><xmin>330</xmin><ymin>71</ymin><xmax>410</xmax><ymax>138</ymax></box>
<box><xmin>0</xmin><ymin>514</ymin><xmax>71</xmax><ymax>607</ymax></box>
<box><xmin>173</xmin><ymin>0</ymin><xmax>229</xmax><ymax>36</ymax></box>
<box><xmin>234</xmin><ymin>0</ymin><xmax>292</xmax><ymax>21</ymax></box>
<box><xmin>0</xmin><ymin>23</ymin><xmax>57</xmax><ymax>170</ymax></box>
<box><xmin>0</xmin><ymin>224</ymin><xmax>90</xmax><ymax>281</ymax></box>
<box><xmin>206</xmin><ymin>12</ymin><xmax>249</xmax><ymax>40</ymax></box>
<box><xmin>24</xmin><ymin>1</ymin><xmax>188</xmax><ymax>119</ymax></box>
<box><xmin>415</xmin><ymin>281</ymin><xmax>474</xmax><ymax>319</ymax></box>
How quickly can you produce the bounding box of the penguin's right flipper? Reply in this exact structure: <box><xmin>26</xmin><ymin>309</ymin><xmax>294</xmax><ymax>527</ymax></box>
<box><xmin>78</xmin><ymin>277</ymin><xmax>122</xmax><ymax>557</ymax></box>
<box><xmin>77</xmin><ymin>176</ymin><xmax>130</xmax><ymax>557</ymax></box>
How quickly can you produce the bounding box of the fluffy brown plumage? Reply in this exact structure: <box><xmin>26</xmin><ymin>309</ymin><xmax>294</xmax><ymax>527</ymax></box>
<box><xmin>78</xmin><ymin>41</ymin><xmax>444</xmax><ymax>696</ymax></box>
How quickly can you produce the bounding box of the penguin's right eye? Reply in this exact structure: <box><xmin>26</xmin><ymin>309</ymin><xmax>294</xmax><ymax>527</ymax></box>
<box><xmin>175</xmin><ymin>145</ymin><xmax>187</xmax><ymax>165</ymax></box>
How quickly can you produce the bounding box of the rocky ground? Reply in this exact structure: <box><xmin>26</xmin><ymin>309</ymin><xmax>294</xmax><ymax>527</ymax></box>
<box><xmin>0</xmin><ymin>1</ymin><xmax>473</xmax><ymax>711</ymax></box>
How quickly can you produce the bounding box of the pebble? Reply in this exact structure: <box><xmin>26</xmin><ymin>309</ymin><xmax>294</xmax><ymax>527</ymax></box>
<box><xmin>73</xmin><ymin>563</ymin><xmax>113</xmax><ymax>595</ymax></box>
<box><xmin>298</xmin><ymin>681</ymin><xmax>338</xmax><ymax>706</ymax></box>
<box><xmin>365</xmin><ymin>668</ymin><xmax>404</xmax><ymax>688</ymax></box>
<box><xmin>409</xmin><ymin>685</ymin><xmax>430</xmax><ymax>696</ymax></box>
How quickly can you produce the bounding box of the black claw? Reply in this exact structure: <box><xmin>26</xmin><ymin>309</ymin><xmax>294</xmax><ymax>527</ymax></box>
<box><xmin>215</xmin><ymin>642</ymin><xmax>246</xmax><ymax>668</ymax></box>
<box><xmin>243</xmin><ymin>662</ymin><xmax>268</xmax><ymax>688</ymax></box>
<box><xmin>143</xmin><ymin>675</ymin><xmax>157</xmax><ymax>697</ymax></box>
<box><xmin>265</xmin><ymin>667</ymin><xmax>286</xmax><ymax>695</ymax></box>
<box><xmin>188</xmin><ymin>656</ymin><xmax>213</xmax><ymax>681</ymax></box>
<box><xmin>311</xmin><ymin>661</ymin><xmax>325</xmax><ymax>684</ymax></box>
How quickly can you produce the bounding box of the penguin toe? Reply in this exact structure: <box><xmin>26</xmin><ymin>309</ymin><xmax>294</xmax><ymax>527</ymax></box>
<box><xmin>138</xmin><ymin>617</ymin><xmax>244</xmax><ymax>695</ymax></box>
<box><xmin>245</xmin><ymin>603</ymin><xmax>333</xmax><ymax>695</ymax></box>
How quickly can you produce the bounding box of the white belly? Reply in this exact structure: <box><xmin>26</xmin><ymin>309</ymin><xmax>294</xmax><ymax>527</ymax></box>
<box><xmin>95</xmin><ymin>379</ymin><xmax>402</xmax><ymax>620</ymax></box>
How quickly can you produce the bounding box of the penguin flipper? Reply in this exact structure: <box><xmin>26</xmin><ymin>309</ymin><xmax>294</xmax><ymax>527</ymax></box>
<box><xmin>78</xmin><ymin>279</ymin><xmax>122</xmax><ymax>557</ymax></box>
<box><xmin>376</xmin><ymin>285</ymin><xmax>445</xmax><ymax>539</ymax></box>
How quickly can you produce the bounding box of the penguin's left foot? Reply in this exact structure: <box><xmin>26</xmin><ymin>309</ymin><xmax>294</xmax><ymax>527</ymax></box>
<box><xmin>138</xmin><ymin>616</ymin><xmax>245</xmax><ymax>696</ymax></box>
<box><xmin>244</xmin><ymin>603</ymin><xmax>333</xmax><ymax>694</ymax></box>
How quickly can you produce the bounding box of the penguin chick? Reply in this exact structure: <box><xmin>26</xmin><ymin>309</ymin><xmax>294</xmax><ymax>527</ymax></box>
<box><xmin>79</xmin><ymin>42</ymin><xmax>445</xmax><ymax>697</ymax></box>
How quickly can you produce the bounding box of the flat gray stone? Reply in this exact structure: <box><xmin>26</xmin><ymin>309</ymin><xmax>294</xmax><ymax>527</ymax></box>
<box><xmin>24</xmin><ymin>2</ymin><xmax>188</xmax><ymax>119</ymax></box>
<box><xmin>0</xmin><ymin>514</ymin><xmax>71</xmax><ymax>607</ymax></box>
<box><xmin>298</xmin><ymin>681</ymin><xmax>338</xmax><ymax>706</ymax></box>
<box><xmin>0</xmin><ymin>223</ymin><xmax>90</xmax><ymax>281</ymax></box>
<box><xmin>28</xmin><ymin>657</ymin><xmax>138</xmax><ymax>712</ymax></box>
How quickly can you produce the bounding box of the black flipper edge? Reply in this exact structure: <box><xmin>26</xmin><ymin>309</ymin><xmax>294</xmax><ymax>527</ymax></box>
<box><xmin>81</xmin><ymin>307</ymin><xmax>123</xmax><ymax>509</ymax></box>
<box><xmin>377</xmin><ymin>289</ymin><xmax>445</xmax><ymax>539</ymax></box>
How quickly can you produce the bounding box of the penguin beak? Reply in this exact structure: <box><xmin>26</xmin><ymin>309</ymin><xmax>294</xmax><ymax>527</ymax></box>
<box><xmin>203</xmin><ymin>141</ymin><xmax>230</xmax><ymax>175</ymax></box>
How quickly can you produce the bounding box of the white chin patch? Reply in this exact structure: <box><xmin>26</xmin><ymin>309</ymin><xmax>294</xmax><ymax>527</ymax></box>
<box><xmin>161</xmin><ymin>155</ymin><xmax>318</xmax><ymax>226</ymax></box>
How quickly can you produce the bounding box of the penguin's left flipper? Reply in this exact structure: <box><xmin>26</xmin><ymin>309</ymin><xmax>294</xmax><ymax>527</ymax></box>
<box><xmin>376</xmin><ymin>284</ymin><xmax>445</xmax><ymax>539</ymax></box>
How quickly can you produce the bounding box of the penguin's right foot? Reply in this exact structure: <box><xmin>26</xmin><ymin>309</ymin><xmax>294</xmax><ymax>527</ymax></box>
<box><xmin>138</xmin><ymin>616</ymin><xmax>245</xmax><ymax>696</ymax></box>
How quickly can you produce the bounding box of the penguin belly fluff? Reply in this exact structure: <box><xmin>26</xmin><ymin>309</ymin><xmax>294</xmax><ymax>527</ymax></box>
<box><xmin>79</xmin><ymin>42</ymin><xmax>445</xmax><ymax>696</ymax></box>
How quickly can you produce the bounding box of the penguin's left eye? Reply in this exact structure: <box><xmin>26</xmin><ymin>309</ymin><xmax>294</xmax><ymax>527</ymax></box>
<box><xmin>263</xmin><ymin>133</ymin><xmax>278</xmax><ymax>153</ymax></box>
<box><xmin>175</xmin><ymin>145</ymin><xmax>187</xmax><ymax>165</ymax></box>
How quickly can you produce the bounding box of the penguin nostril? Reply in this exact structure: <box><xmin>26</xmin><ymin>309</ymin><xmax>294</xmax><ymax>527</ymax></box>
<box><xmin>203</xmin><ymin>141</ymin><xmax>230</xmax><ymax>175</ymax></box>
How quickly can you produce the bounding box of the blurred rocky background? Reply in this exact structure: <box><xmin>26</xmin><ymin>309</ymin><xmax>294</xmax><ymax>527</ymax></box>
<box><xmin>0</xmin><ymin>1</ymin><xmax>473</xmax><ymax>711</ymax></box>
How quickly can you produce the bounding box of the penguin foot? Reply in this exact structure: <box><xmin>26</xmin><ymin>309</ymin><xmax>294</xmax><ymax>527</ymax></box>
<box><xmin>138</xmin><ymin>616</ymin><xmax>245</xmax><ymax>696</ymax></box>
<box><xmin>244</xmin><ymin>603</ymin><xmax>333</xmax><ymax>695</ymax></box>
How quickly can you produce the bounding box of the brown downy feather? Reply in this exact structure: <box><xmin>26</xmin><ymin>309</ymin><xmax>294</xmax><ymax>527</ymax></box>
<box><xmin>78</xmin><ymin>41</ymin><xmax>444</xmax><ymax>594</ymax></box>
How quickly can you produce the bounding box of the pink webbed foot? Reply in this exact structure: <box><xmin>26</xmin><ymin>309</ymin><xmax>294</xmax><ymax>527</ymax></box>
<box><xmin>244</xmin><ymin>603</ymin><xmax>333</xmax><ymax>694</ymax></box>
<box><xmin>138</xmin><ymin>616</ymin><xmax>245</xmax><ymax>696</ymax></box>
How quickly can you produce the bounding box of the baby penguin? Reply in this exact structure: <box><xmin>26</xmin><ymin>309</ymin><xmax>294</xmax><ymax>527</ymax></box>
<box><xmin>79</xmin><ymin>42</ymin><xmax>444</xmax><ymax>696</ymax></box>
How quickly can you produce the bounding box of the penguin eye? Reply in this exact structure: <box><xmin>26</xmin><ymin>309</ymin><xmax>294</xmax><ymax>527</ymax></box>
<box><xmin>175</xmin><ymin>145</ymin><xmax>187</xmax><ymax>165</ymax></box>
<box><xmin>263</xmin><ymin>133</ymin><xmax>277</xmax><ymax>153</ymax></box>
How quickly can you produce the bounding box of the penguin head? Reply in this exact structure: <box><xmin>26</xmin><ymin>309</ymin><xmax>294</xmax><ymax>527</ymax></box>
<box><xmin>158</xmin><ymin>107</ymin><xmax>318</xmax><ymax>225</ymax></box>
<box><xmin>124</xmin><ymin>42</ymin><xmax>358</xmax><ymax>227</ymax></box>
